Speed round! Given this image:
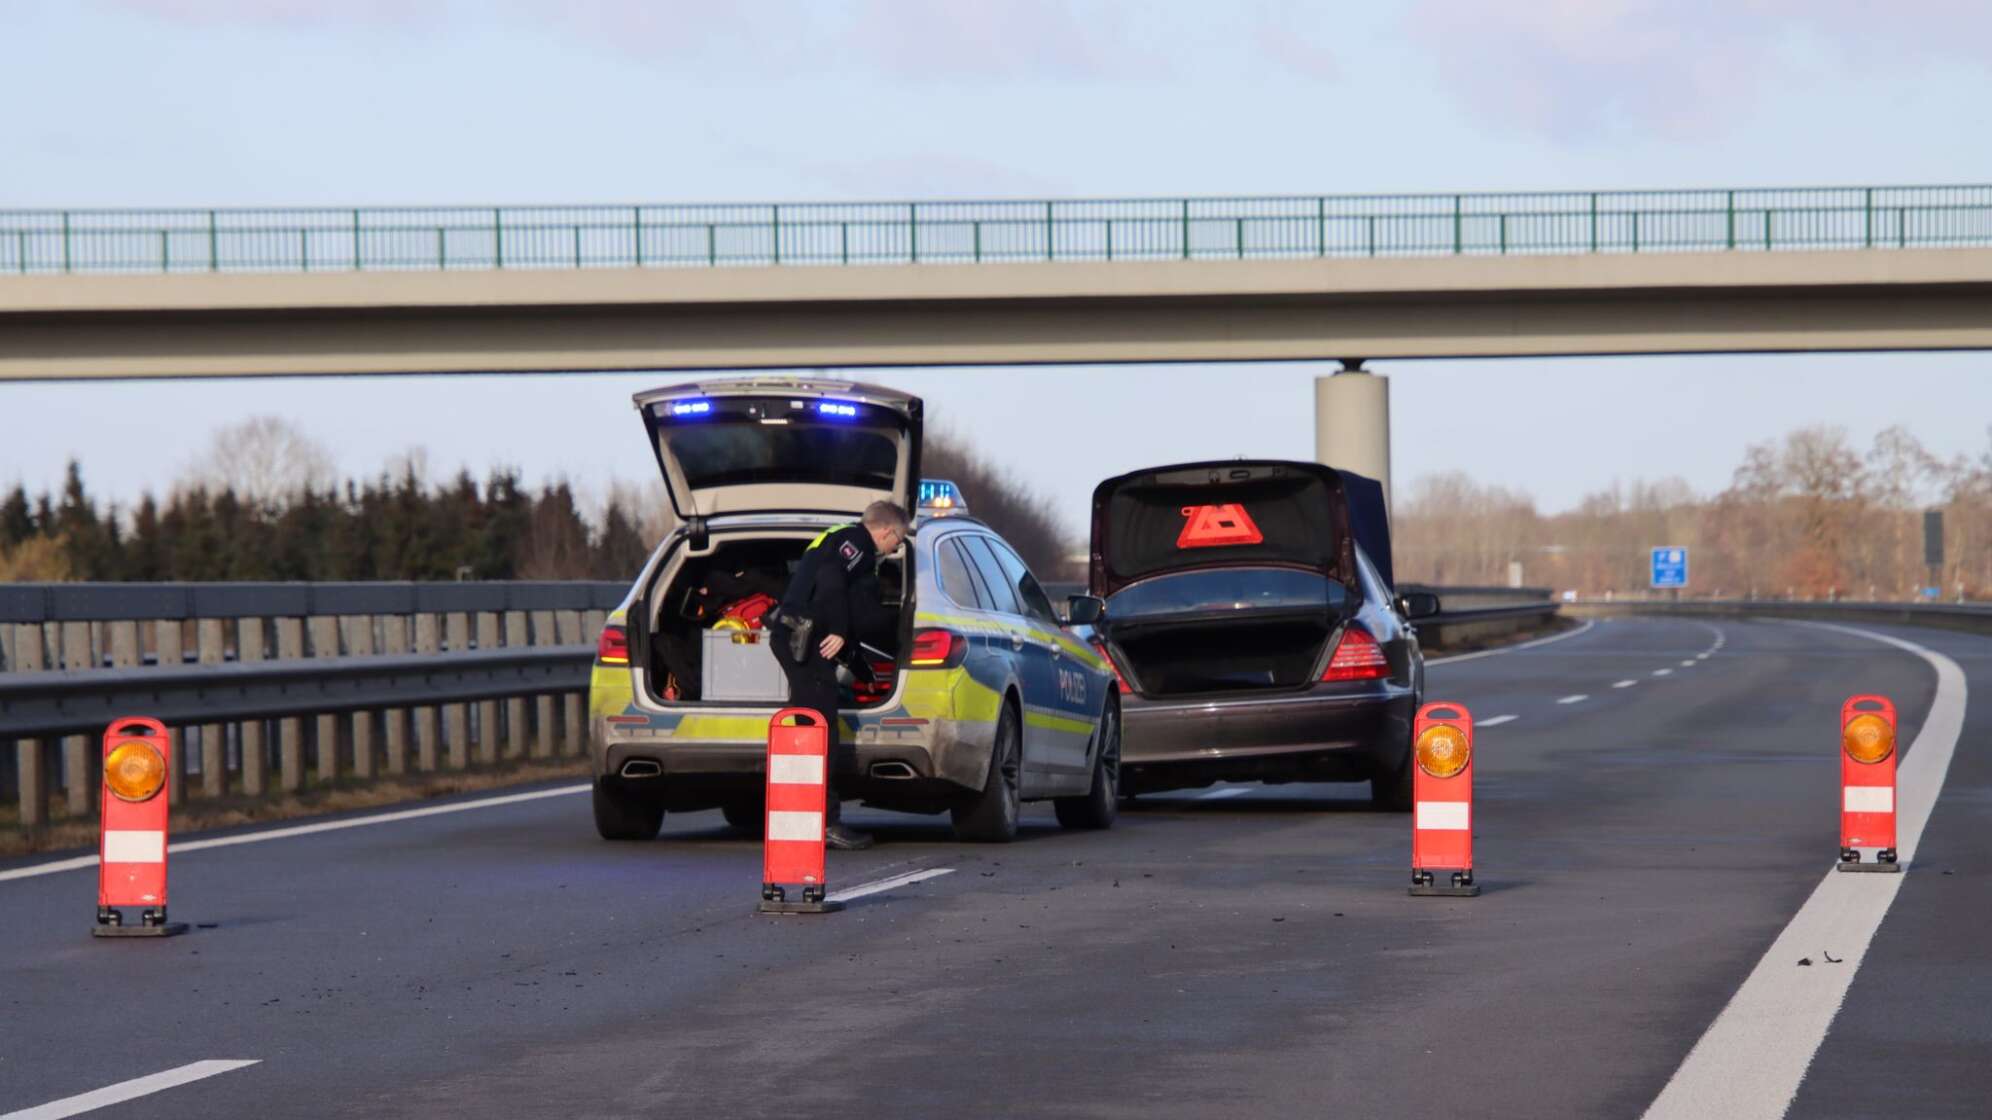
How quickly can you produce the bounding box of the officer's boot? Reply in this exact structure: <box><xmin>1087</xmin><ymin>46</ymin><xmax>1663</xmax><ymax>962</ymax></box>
<box><xmin>822</xmin><ymin>792</ymin><xmax>873</xmax><ymax>851</ymax></box>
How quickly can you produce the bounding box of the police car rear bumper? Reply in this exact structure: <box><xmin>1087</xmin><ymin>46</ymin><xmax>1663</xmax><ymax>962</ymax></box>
<box><xmin>594</xmin><ymin>717</ymin><xmax>994</xmax><ymax>808</ymax></box>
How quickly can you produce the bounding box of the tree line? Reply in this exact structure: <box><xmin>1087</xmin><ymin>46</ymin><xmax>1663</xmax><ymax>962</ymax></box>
<box><xmin>0</xmin><ymin>418</ymin><xmax>1074</xmax><ymax>583</ymax></box>
<box><xmin>1394</xmin><ymin>424</ymin><xmax>1992</xmax><ymax>599</ymax></box>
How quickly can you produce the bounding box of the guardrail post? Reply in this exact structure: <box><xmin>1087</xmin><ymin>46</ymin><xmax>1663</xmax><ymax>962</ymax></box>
<box><xmin>504</xmin><ymin>611</ymin><xmax>530</xmax><ymax>759</ymax></box>
<box><xmin>275</xmin><ymin>617</ymin><xmax>305</xmax><ymax>792</ymax></box>
<box><xmin>345</xmin><ymin>615</ymin><xmax>377</xmax><ymax>779</ymax></box>
<box><xmin>475</xmin><ymin>611</ymin><xmax>501</xmax><ymax>766</ymax></box>
<box><xmin>444</xmin><ymin>611</ymin><xmax>471</xmax><ymax>769</ymax></box>
<box><xmin>310</xmin><ymin>616</ymin><xmax>343</xmax><ymax>784</ymax></box>
<box><xmin>237</xmin><ymin>618</ymin><xmax>269</xmax><ymax>796</ymax></box>
<box><xmin>381</xmin><ymin>614</ymin><xmax>411</xmax><ymax>775</ymax></box>
<box><xmin>531</xmin><ymin>609</ymin><xmax>557</xmax><ymax>758</ymax></box>
<box><xmin>12</xmin><ymin>623</ymin><xmax>50</xmax><ymax>834</ymax></box>
<box><xmin>60</xmin><ymin>621</ymin><xmax>95</xmax><ymax>816</ymax></box>
<box><xmin>413</xmin><ymin>613</ymin><xmax>441</xmax><ymax>771</ymax></box>
<box><xmin>197</xmin><ymin>620</ymin><xmax>226</xmax><ymax>797</ymax></box>
<box><xmin>557</xmin><ymin>610</ymin><xmax>585</xmax><ymax>755</ymax></box>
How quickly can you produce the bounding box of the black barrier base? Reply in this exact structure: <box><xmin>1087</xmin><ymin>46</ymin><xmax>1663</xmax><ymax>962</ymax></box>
<box><xmin>1836</xmin><ymin>861</ymin><xmax>1902</xmax><ymax>873</ymax></box>
<box><xmin>759</xmin><ymin>884</ymin><xmax>844</xmax><ymax>915</ymax></box>
<box><xmin>1837</xmin><ymin>849</ymin><xmax>1901</xmax><ymax>873</ymax></box>
<box><xmin>1409</xmin><ymin>870</ymin><xmax>1480</xmax><ymax>897</ymax></box>
<box><xmin>93</xmin><ymin>906</ymin><xmax>188</xmax><ymax>937</ymax></box>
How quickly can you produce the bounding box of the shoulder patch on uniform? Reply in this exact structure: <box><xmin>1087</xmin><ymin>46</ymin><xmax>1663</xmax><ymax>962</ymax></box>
<box><xmin>840</xmin><ymin>540</ymin><xmax>862</xmax><ymax>568</ymax></box>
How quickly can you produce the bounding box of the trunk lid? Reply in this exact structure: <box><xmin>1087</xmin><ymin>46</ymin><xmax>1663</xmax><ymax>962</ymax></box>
<box><xmin>634</xmin><ymin>377</ymin><xmax>923</xmax><ymax>523</ymax></box>
<box><xmin>1088</xmin><ymin>460</ymin><xmax>1361</xmax><ymax>599</ymax></box>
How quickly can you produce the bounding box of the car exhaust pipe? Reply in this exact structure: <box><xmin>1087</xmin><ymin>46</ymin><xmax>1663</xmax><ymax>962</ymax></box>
<box><xmin>868</xmin><ymin>761</ymin><xmax>917</xmax><ymax>780</ymax></box>
<box><xmin>619</xmin><ymin>759</ymin><xmax>663</xmax><ymax>779</ymax></box>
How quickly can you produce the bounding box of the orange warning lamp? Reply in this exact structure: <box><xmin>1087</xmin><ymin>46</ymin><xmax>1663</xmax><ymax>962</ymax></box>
<box><xmin>1842</xmin><ymin>713</ymin><xmax>1894</xmax><ymax>764</ymax></box>
<box><xmin>1415</xmin><ymin>723</ymin><xmax>1470</xmax><ymax>779</ymax></box>
<box><xmin>105</xmin><ymin>739</ymin><xmax>167</xmax><ymax>802</ymax></box>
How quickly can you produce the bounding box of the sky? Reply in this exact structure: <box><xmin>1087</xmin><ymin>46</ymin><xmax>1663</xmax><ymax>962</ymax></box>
<box><xmin>4</xmin><ymin>0</ymin><xmax>1991</xmax><ymax>535</ymax></box>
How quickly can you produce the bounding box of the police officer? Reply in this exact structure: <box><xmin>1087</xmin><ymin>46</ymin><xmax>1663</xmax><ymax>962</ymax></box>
<box><xmin>767</xmin><ymin>500</ymin><xmax>910</xmax><ymax>850</ymax></box>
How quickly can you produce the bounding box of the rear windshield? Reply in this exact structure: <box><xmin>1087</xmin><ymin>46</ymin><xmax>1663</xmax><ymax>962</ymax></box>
<box><xmin>1107</xmin><ymin>568</ymin><xmax>1348</xmax><ymax>616</ymax></box>
<box><xmin>660</xmin><ymin>419</ymin><xmax>899</xmax><ymax>491</ymax></box>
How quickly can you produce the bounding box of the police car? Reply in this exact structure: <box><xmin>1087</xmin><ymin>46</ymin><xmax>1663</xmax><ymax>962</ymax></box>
<box><xmin>588</xmin><ymin>377</ymin><xmax>1120</xmax><ymax>843</ymax></box>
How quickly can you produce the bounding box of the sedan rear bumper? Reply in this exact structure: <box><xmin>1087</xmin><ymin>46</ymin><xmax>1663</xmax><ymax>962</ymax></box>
<box><xmin>1119</xmin><ymin>681</ymin><xmax>1415</xmax><ymax>791</ymax></box>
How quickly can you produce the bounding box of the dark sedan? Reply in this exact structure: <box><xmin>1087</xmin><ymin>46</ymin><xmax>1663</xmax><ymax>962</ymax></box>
<box><xmin>1077</xmin><ymin>460</ymin><xmax>1435</xmax><ymax>808</ymax></box>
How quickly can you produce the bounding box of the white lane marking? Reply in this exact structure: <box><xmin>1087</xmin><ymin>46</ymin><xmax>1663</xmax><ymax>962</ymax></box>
<box><xmin>1652</xmin><ymin>668</ymin><xmax>1673</xmax><ymax>677</ymax></box>
<box><xmin>1425</xmin><ymin>619</ymin><xmax>1595</xmax><ymax>666</ymax></box>
<box><xmin>1477</xmin><ymin>714</ymin><xmax>1518</xmax><ymax>726</ymax></box>
<box><xmin>1196</xmin><ymin>787</ymin><xmax>1251</xmax><ymax>800</ymax></box>
<box><xmin>1680</xmin><ymin>659</ymin><xmax>1698</xmax><ymax>667</ymax></box>
<box><xmin>826</xmin><ymin>867</ymin><xmax>955</xmax><ymax>903</ymax></box>
<box><xmin>1</xmin><ymin>1060</ymin><xmax>260</xmax><ymax>1120</ymax></box>
<box><xmin>1414</xmin><ymin>801</ymin><xmax>1470</xmax><ymax>830</ymax></box>
<box><xmin>1642</xmin><ymin>622</ymin><xmax>1966</xmax><ymax>1120</ymax></box>
<box><xmin>1613</xmin><ymin>679</ymin><xmax>1639</xmax><ymax>689</ymax></box>
<box><xmin>1556</xmin><ymin>694</ymin><xmax>1588</xmax><ymax>705</ymax></box>
<box><xmin>1</xmin><ymin>784</ymin><xmax>590</xmax><ymax>884</ymax></box>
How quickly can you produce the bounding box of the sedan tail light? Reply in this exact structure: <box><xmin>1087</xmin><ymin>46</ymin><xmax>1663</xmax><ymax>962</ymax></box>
<box><xmin>1090</xmin><ymin>640</ymin><xmax>1132</xmax><ymax>693</ymax></box>
<box><xmin>597</xmin><ymin>623</ymin><xmax>630</xmax><ymax>666</ymax></box>
<box><xmin>1322</xmin><ymin>623</ymin><xmax>1390</xmax><ymax>681</ymax></box>
<box><xmin>908</xmin><ymin>628</ymin><xmax>968</xmax><ymax>669</ymax></box>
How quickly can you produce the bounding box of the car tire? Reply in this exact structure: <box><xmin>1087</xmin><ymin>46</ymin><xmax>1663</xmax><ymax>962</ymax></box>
<box><xmin>593</xmin><ymin>776</ymin><xmax>665</xmax><ymax>840</ymax></box>
<box><xmin>1055</xmin><ymin>702</ymin><xmax>1119</xmax><ymax>831</ymax></box>
<box><xmin>1370</xmin><ymin>737</ymin><xmax>1414</xmax><ymax>812</ymax></box>
<box><xmin>952</xmin><ymin>701</ymin><xmax>1022</xmax><ymax>843</ymax></box>
<box><xmin>721</xmin><ymin>799</ymin><xmax>765</xmax><ymax>837</ymax></box>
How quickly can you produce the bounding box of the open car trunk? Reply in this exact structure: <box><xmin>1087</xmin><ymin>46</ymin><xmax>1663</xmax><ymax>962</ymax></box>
<box><xmin>639</xmin><ymin>532</ymin><xmax>906</xmax><ymax>708</ymax></box>
<box><xmin>1089</xmin><ymin>460</ymin><xmax>1378</xmax><ymax>699</ymax></box>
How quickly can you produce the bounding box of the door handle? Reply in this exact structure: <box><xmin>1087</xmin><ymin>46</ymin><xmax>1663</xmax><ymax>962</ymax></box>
<box><xmin>1010</xmin><ymin>634</ymin><xmax>1025</xmax><ymax>651</ymax></box>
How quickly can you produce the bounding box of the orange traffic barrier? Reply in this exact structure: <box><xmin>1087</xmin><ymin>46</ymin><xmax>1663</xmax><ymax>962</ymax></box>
<box><xmin>759</xmin><ymin>708</ymin><xmax>843</xmax><ymax>914</ymax></box>
<box><xmin>1838</xmin><ymin>695</ymin><xmax>1900</xmax><ymax>873</ymax></box>
<box><xmin>95</xmin><ymin>717</ymin><xmax>188</xmax><ymax>937</ymax></box>
<box><xmin>1410</xmin><ymin>702</ymin><xmax>1478</xmax><ymax>897</ymax></box>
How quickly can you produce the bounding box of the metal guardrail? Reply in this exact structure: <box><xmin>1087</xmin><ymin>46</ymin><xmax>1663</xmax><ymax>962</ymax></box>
<box><xmin>0</xmin><ymin>581</ymin><xmax>626</xmax><ymax>627</ymax></box>
<box><xmin>1567</xmin><ymin>598</ymin><xmax>1992</xmax><ymax>636</ymax></box>
<box><xmin>4</xmin><ymin>185</ymin><xmax>1990</xmax><ymax>275</ymax></box>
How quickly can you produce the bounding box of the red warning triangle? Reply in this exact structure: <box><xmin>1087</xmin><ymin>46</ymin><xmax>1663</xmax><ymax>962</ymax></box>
<box><xmin>1176</xmin><ymin>504</ymin><xmax>1264</xmax><ymax>549</ymax></box>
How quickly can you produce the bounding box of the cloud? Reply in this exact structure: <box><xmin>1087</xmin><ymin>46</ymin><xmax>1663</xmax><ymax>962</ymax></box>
<box><xmin>1405</xmin><ymin>0</ymin><xmax>1992</xmax><ymax>142</ymax></box>
<box><xmin>107</xmin><ymin>0</ymin><xmax>424</xmax><ymax>28</ymax></box>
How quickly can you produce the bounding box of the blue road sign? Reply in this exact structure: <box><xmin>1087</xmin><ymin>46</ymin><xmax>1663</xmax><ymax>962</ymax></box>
<box><xmin>1651</xmin><ymin>547</ymin><xmax>1689</xmax><ymax>589</ymax></box>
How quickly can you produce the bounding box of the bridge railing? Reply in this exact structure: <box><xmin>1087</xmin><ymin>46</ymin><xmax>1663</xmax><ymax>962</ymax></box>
<box><xmin>4</xmin><ymin>185</ymin><xmax>1992</xmax><ymax>275</ymax></box>
<box><xmin>1</xmin><ymin>582</ymin><xmax>626</xmax><ymax>839</ymax></box>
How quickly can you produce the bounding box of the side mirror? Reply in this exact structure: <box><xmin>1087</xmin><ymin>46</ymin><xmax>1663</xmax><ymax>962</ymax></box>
<box><xmin>1398</xmin><ymin>591</ymin><xmax>1441</xmax><ymax>620</ymax></box>
<box><xmin>1064</xmin><ymin>595</ymin><xmax>1105</xmax><ymax>626</ymax></box>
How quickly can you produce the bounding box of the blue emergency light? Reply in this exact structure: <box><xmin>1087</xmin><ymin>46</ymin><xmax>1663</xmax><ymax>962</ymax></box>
<box><xmin>919</xmin><ymin>479</ymin><xmax>967</xmax><ymax>515</ymax></box>
<box><xmin>669</xmin><ymin>399</ymin><xmax>712</xmax><ymax>417</ymax></box>
<box><xmin>816</xmin><ymin>401</ymin><xmax>860</xmax><ymax>419</ymax></box>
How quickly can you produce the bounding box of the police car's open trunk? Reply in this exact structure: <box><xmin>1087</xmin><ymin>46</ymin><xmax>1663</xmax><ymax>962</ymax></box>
<box><xmin>630</xmin><ymin>377</ymin><xmax>922</xmax><ymax>709</ymax></box>
<box><xmin>1089</xmin><ymin>461</ymin><xmax>1378</xmax><ymax>699</ymax></box>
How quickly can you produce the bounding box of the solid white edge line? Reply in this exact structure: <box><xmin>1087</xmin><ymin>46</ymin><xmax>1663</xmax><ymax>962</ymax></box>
<box><xmin>1426</xmin><ymin>618</ymin><xmax>1596</xmax><ymax>666</ymax></box>
<box><xmin>1641</xmin><ymin>621</ymin><xmax>1968</xmax><ymax>1120</ymax></box>
<box><xmin>1</xmin><ymin>784</ymin><xmax>591</xmax><ymax>884</ymax></box>
<box><xmin>1477</xmin><ymin>715</ymin><xmax>1519</xmax><ymax>726</ymax></box>
<box><xmin>826</xmin><ymin>867</ymin><xmax>955</xmax><ymax>904</ymax></box>
<box><xmin>2</xmin><ymin>1059</ymin><xmax>260</xmax><ymax>1120</ymax></box>
<box><xmin>1556</xmin><ymin>694</ymin><xmax>1588</xmax><ymax>705</ymax></box>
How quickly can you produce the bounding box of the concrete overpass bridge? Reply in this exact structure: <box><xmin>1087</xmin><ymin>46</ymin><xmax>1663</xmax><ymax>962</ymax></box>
<box><xmin>5</xmin><ymin>184</ymin><xmax>1991</xmax><ymax>503</ymax></box>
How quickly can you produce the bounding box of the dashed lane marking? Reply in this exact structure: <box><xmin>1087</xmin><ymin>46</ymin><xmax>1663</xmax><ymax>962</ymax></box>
<box><xmin>1652</xmin><ymin>668</ymin><xmax>1673</xmax><ymax>677</ymax></box>
<box><xmin>1642</xmin><ymin>622</ymin><xmax>1967</xmax><ymax>1120</ymax></box>
<box><xmin>1556</xmin><ymin>694</ymin><xmax>1588</xmax><ymax>705</ymax></box>
<box><xmin>1425</xmin><ymin>619</ymin><xmax>1595</xmax><ymax>666</ymax></box>
<box><xmin>1614</xmin><ymin>680</ymin><xmax>1639</xmax><ymax>689</ymax></box>
<box><xmin>1680</xmin><ymin>659</ymin><xmax>1698</xmax><ymax>667</ymax></box>
<box><xmin>1</xmin><ymin>1060</ymin><xmax>260</xmax><ymax>1120</ymax></box>
<box><xmin>826</xmin><ymin>867</ymin><xmax>955</xmax><ymax>903</ymax></box>
<box><xmin>1477</xmin><ymin>715</ymin><xmax>1518</xmax><ymax>726</ymax></box>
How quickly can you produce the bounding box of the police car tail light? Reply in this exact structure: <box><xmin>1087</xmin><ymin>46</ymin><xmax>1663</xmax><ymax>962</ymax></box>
<box><xmin>908</xmin><ymin>628</ymin><xmax>967</xmax><ymax>669</ymax></box>
<box><xmin>1322</xmin><ymin>624</ymin><xmax>1389</xmax><ymax>681</ymax></box>
<box><xmin>597</xmin><ymin>624</ymin><xmax>630</xmax><ymax>666</ymax></box>
<box><xmin>1090</xmin><ymin>641</ymin><xmax>1132</xmax><ymax>692</ymax></box>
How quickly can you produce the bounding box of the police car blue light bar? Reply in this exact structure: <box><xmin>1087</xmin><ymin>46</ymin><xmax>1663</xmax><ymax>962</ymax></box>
<box><xmin>669</xmin><ymin>399</ymin><xmax>712</xmax><ymax>417</ymax></box>
<box><xmin>816</xmin><ymin>401</ymin><xmax>859</xmax><ymax>419</ymax></box>
<box><xmin>919</xmin><ymin>479</ymin><xmax>968</xmax><ymax>516</ymax></box>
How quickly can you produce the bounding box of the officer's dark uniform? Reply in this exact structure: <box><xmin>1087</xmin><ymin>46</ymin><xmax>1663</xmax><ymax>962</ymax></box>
<box><xmin>768</xmin><ymin>523</ymin><xmax>884</xmax><ymax>829</ymax></box>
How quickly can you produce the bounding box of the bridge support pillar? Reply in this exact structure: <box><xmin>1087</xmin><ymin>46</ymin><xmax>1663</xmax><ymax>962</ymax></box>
<box><xmin>1314</xmin><ymin>361</ymin><xmax>1392</xmax><ymax>516</ymax></box>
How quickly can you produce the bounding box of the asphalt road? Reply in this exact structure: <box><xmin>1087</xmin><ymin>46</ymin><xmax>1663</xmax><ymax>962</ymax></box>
<box><xmin>2</xmin><ymin>615</ymin><xmax>1986</xmax><ymax>1119</ymax></box>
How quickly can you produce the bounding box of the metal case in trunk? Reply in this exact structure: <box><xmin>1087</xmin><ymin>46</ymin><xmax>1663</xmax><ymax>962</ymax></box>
<box><xmin>700</xmin><ymin>629</ymin><xmax>789</xmax><ymax>703</ymax></box>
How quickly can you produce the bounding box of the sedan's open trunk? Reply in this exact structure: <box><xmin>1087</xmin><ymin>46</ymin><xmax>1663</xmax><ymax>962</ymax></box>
<box><xmin>1105</xmin><ymin>609</ymin><xmax>1336</xmax><ymax>697</ymax></box>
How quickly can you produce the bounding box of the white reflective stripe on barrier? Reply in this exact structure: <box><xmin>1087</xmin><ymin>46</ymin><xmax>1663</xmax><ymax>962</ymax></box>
<box><xmin>1843</xmin><ymin>786</ymin><xmax>1894</xmax><ymax>813</ymax></box>
<box><xmin>1415</xmin><ymin>802</ymin><xmax>1471</xmax><ymax>831</ymax></box>
<box><xmin>101</xmin><ymin>830</ymin><xmax>166</xmax><ymax>863</ymax></box>
<box><xmin>768</xmin><ymin>754</ymin><xmax>825</xmax><ymax>786</ymax></box>
<box><xmin>766</xmin><ymin>810</ymin><xmax>824</xmax><ymax>843</ymax></box>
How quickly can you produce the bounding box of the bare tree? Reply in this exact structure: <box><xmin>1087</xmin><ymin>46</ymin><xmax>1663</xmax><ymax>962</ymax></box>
<box><xmin>184</xmin><ymin>416</ymin><xmax>337</xmax><ymax>515</ymax></box>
